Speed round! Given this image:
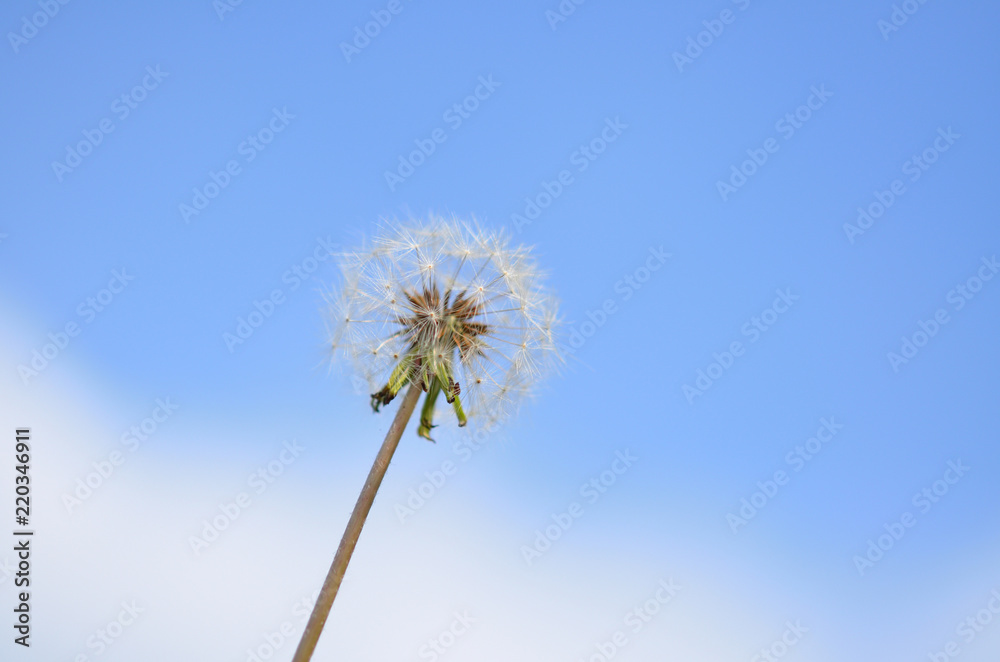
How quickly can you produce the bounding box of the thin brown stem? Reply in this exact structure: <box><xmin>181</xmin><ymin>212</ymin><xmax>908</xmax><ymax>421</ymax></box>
<box><xmin>291</xmin><ymin>382</ymin><xmax>422</xmax><ymax>662</ymax></box>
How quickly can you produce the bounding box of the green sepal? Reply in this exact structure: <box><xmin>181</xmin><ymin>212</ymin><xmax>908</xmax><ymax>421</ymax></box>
<box><xmin>433</xmin><ymin>361</ymin><xmax>455</xmax><ymax>403</ymax></box>
<box><xmin>372</xmin><ymin>350</ymin><xmax>417</xmax><ymax>413</ymax></box>
<box><xmin>451</xmin><ymin>389</ymin><xmax>468</xmax><ymax>427</ymax></box>
<box><xmin>417</xmin><ymin>379</ymin><xmax>441</xmax><ymax>442</ymax></box>
<box><xmin>388</xmin><ymin>351</ymin><xmax>415</xmax><ymax>395</ymax></box>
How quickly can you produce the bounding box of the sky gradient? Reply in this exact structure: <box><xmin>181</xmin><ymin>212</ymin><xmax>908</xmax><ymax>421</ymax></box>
<box><xmin>2</xmin><ymin>1</ymin><xmax>999</xmax><ymax>660</ymax></box>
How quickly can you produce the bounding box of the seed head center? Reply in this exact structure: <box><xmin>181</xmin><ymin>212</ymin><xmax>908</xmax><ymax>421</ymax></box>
<box><xmin>400</xmin><ymin>281</ymin><xmax>488</xmax><ymax>362</ymax></box>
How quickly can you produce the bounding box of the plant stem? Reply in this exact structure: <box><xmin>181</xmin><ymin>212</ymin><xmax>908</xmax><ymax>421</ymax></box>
<box><xmin>291</xmin><ymin>382</ymin><xmax>422</xmax><ymax>662</ymax></box>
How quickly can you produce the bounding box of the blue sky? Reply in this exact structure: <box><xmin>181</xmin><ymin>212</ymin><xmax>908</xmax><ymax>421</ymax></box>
<box><xmin>2</xmin><ymin>1</ymin><xmax>999</xmax><ymax>660</ymax></box>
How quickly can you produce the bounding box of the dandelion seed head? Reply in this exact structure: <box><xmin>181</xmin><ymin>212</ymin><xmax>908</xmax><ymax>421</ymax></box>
<box><xmin>326</xmin><ymin>215</ymin><xmax>561</xmax><ymax>427</ymax></box>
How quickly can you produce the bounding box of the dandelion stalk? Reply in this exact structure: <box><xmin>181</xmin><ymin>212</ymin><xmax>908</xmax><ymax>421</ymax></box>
<box><xmin>291</xmin><ymin>382</ymin><xmax>421</xmax><ymax>662</ymax></box>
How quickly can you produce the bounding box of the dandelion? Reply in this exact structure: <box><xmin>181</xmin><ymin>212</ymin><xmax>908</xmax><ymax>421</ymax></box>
<box><xmin>292</xmin><ymin>216</ymin><xmax>560</xmax><ymax>661</ymax></box>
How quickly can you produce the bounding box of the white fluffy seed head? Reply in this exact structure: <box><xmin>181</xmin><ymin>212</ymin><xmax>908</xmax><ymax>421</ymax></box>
<box><xmin>325</xmin><ymin>215</ymin><xmax>561</xmax><ymax>426</ymax></box>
